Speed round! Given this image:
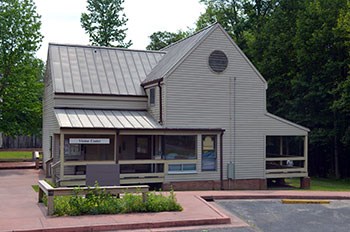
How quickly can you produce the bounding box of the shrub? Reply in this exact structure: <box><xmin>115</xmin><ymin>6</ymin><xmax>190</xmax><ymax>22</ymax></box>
<box><xmin>146</xmin><ymin>190</ymin><xmax>182</xmax><ymax>212</ymax></box>
<box><xmin>49</xmin><ymin>185</ymin><xmax>182</xmax><ymax>216</ymax></box>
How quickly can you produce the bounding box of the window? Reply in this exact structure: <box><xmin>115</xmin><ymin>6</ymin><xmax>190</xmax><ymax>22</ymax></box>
<box><xmin>202</xmin><ymin>135</ymin><xmax>217</xmax><ymax>171</ymax></box>
<box><xmin>168</xmin><ymin>163</ymin><xmax>196</xmax><ymax>174</ymax></box>
<box><xmin>163</xmin><ymin>135</ymin><xmax>196</xmax><ymax>160</ymax></box>
<box><xmin>149</xmin><ymin>88</ymin><xmax>155</xmax><ymax>105</ymax></box>
<box><xmin>64</xmin><ymin>135</ymin><xmax>114</xmax><ymax>161</ymax></box>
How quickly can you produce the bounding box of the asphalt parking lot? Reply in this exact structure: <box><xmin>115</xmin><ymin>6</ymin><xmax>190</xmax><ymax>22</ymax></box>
<box><xmin>221</xmin><ymin>199</ymin><xmax>350</xmax><ymax>232</ymax></box>
<box><xmin>174</xmin><ymin>199</ymin><xmax>350</xmax><ymax>232</ymax></box>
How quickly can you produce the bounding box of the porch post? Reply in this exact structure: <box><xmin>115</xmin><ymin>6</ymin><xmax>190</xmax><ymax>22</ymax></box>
<box><xmin>279</xmin><ymin>136</ymin><xmax>283</xmax><ymax>156</ymax></box>
<box><xmin>115</xmin><ymin>131</ymin><xmax>119</xmax><ymax>163</ymax></box>
<box><xmin>59</xmin><ymin>132</ymin><xmax>65</xmax><ymax>182</ymax></box>
<box><xmin>304</xmin><ymin>135</ymin><xmax>308</xmax><ymax>173</ymax></box>
<box><xmin>279</xmin><ymin>136</ymin><xmax>283</xmax><ymax>166</ymax></box>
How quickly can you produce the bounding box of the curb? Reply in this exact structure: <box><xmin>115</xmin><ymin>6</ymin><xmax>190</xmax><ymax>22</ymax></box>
<box><xmin>201</xmin><ymin>194</ymin><xmax>350</xmax><ymax>201</ymax></box>
<box><xmin>281</xmin><ymin>199</ymin><xmax>330</xmax><ymax>204</ymax></box>
<box><xmin>13</xmin><ymin>217</ymin><xmax>231</xmax><ymax>232</ymax></box>
<box><xmin>0</xmin><ymin>163</ymin><xmax>36</xmax><ymax>170</ymax></box>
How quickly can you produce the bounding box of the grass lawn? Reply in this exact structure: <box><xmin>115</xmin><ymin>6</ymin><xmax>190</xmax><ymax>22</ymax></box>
<box><xmin>32</xmin><ymin>185</ymin><xmax>39</xmax><ymax>192</ymax></box>
<box><xmin>0</xmin><ymin>151</ymin><xmax>33</xmax><ymax>160</ymax></box>
<box><xmin>286</xmin><ymin>177</ymin><xmax>350</xmax><ymax>191</ymax></box>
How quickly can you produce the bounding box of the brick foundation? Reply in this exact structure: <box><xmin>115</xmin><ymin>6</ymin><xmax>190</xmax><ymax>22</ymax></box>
<box><xmin>162</xmin><ymin>179</ymin><xmax>267</xmax><ymax>191</ymax></box>
<box><xmin>162</xmin><ymin>180</ymin><xmax>221</xmax><ymax>191</ymax></box>
<box><xmin>222</xmin><ymin>179</ymin><xmax>267</xmax><ymax>190</ymax></box>
<box><xmin>300</xmin><ymin>177</ymin><xmax>311</xmax><ymax>189</ymax></box>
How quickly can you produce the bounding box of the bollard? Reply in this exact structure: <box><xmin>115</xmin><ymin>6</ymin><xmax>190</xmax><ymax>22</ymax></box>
<box><xmin>34</xmin><ymin>151</ymin><xmax>40</xmax><ymax>169</ymax></box>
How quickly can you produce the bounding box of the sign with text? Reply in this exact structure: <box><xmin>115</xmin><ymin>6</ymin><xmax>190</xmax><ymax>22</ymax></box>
<box><xmin>69</xmin><ymin>138</ymin><xmax>110</xmax><ymax>144</ymax></box>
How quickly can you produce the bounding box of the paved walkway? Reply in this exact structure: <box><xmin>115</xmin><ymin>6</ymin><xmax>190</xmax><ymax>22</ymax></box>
<box><xmin>0</xmin><ymin>169</ymin><xmax>349</xmax><ymax>232</ymax></box>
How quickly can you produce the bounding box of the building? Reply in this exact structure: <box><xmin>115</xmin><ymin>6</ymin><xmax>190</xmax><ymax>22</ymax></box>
<box><xmin>43</xmin><ymin>23</ymin><xmax>310</xmax><ymax>190</ymax></box>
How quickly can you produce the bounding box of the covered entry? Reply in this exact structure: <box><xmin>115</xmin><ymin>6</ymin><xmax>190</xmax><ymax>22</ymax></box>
<box><xmin>264</xmin><ymin>113</ymin><xmax>310</xmax><ymax>186</ymax></box>
<box><xmin>51</xmin><ymin>108</ymin><xmax>223</xmax><ymax>186</ymax></box>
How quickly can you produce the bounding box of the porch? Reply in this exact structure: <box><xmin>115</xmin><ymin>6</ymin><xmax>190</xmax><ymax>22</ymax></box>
<box><xmin>265</xmin><ymin>135</ymin><xmax>308</xmax><ymax>179</ymax></box>
<box><xmin>50</xmin><ymin>130</ymin><xmax>222</xmax><ymax>187</ymax></box>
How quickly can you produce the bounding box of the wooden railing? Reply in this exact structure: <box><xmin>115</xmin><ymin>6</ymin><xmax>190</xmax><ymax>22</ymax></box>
<box><xmin>38</xmin><ymin>180</ymin><xmax>149</xmax><ymax>216</ymax></box>
<box><xmin>119</xmin><ymin>159</ymin><xmax>165</xmax><ymax>184</ymax></box>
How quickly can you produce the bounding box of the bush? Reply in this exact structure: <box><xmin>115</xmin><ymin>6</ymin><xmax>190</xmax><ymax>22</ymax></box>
<box><xmin>146</xmin><ymin>190</ymin><xmax>183</xmax><ymax>212</ymax></box>
<box><xmin>50</xmin><ymin>185</ymin><xmax>182</xmax><ymax>216</ymax></box>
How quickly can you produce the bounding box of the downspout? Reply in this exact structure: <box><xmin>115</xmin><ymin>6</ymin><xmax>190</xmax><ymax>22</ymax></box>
<box><xmin>158</xmin><ymin>81</ymin><xmax>163</xmax><ymax>124</ymax></box>
<box><xmin>233</xmin><ymin>77</ymin><xmax>236</xmax><ymax>176</ymax></box>
<box><xmin>220</xmin><ymin>131</ymin><xmax>224</xmax><ymax>190</ymax></box>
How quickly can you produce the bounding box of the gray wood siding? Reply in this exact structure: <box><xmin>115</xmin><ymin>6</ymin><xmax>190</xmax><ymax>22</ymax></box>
<box><xmin>164</xmin><ymin>26</ymin><xmax>268</xmax><ymax>180</ymax></box>
<box><xmin>263</xmin><ymin>114</ymin><xmax>308</xmax><ymax>136</ymax></box>
<box><xmin>146</xmin><ymin>87</ymin><xmax>160</xmax><ymax>122</ymax></box>
<box><xmin>54</xmin><ymin>95</ymin><xmax>147</xmax><ymax>110</ymax></box>
<box><xmin>43</xmin><ymin>64</ymin><xmax>60</xmax><ymax>167</ymax></box>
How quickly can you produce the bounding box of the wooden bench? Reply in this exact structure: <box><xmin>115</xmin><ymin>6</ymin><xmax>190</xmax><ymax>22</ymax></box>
<box><xmin>38</xmin><ymin>180</ymin><xmax>149</xmax><ymax>216</ymax></box>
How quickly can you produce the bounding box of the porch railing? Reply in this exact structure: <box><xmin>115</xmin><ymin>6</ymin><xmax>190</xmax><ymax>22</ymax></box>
<box><xmin>119</xmin><ymin>160</ymin><xmax>165</xmax><ymax>184</ymax></box>
<box><xmin>56</xmin><ymin>158</ymin><xmax>198</xmax><ymax>186</ymax></box>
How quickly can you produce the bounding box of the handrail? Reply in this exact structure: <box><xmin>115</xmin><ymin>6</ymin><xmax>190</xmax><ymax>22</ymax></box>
<box><xmin>51</xmin><ymin>161</ymin><xmax>61</xmax><ymax>169</ymax></box>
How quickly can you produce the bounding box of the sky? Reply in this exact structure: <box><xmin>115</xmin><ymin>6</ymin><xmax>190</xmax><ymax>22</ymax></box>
<box><xmin>34</xmin><ymin>0</ymin><xmax>205</xmax><ymax>61</ymax></box>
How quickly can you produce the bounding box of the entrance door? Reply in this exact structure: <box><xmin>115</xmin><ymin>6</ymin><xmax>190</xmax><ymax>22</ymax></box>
<box><xmin>136</xmin><ymin>136</ymin><xmax>151</xmax><ymax>159</ymax></box>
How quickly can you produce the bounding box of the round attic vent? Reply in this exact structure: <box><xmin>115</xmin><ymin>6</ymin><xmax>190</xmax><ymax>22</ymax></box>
<box><xmin>208</xmin><ymin>50</ymin><xmax>228</xmax><ymax>73</ymax></box>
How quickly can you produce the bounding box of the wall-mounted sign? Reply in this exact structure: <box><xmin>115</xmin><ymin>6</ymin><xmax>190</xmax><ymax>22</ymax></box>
<box><xmin>69</xmin><ymin>138</ymin><xmax>110</xmax><ymax>144</ymax></box>
<box><xmin>203</xmin><ymin>136</ymin><xmax>214</xmax><ymax>150</ymax></box>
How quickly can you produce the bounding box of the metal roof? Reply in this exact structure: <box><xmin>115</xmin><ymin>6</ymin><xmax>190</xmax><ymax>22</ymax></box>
<box><xmin>54</xmin><ymin>109</ymin><xmax>162</xmax><ymax>129</ymax></box>
<box><xmin>49</xmin><ymin>44</ymin><xmax>165</xmax><ymax>96</ymax></box>
<box><xmin>141</xmin><ymin>24</ymin><xmax>218</xmax><ymax>85</ymax></box>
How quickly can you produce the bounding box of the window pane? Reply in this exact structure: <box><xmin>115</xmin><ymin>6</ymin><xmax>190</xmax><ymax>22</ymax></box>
<box><xmin>149</xmin><ymin>88</ymin><xmax>155</xmax><ymax>105</ymax></box>
<box><xmin>202</xmin><ymin>135</ymin><xmax>217</xmax><ymax>171</ymax></box>
<box><xmin>183</xmin><ymin>164</ymin><xmax>196</xmax><ymax>171</ymax></box>
<box><xmin>168</xmin><ymin>164</ymin><xmax>182</xmax><ymax>172</ymax></box>
<box><xmin>164</xmin><ymin>136</ymin><xmax>196</xmax><ymax>160</ymax></box>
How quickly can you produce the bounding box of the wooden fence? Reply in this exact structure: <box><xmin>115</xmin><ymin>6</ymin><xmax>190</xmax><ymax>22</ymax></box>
<box><xmin>0</xmin><ymin>134</ymin><xmax>42</xmax><ymax>149</ymax></box>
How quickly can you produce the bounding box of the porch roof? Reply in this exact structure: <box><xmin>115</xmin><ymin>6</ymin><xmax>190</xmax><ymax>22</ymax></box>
<box><xmin>54</xmin><ymin>109</ymin><xmax>162</xmax><ymax>129</ymax></box>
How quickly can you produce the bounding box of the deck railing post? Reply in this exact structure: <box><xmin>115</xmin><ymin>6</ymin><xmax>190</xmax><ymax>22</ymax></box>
<box><xmin>142</xmin><ymin>192</ymin><xmax>147</xmax><ymax>202</ymax></box>
<box><xmin>38</xmin><ymin>188</ymin><xmax>44</xmax><ymax>203</ymax></box>
<box><xmin>47</xmin><ymin>191</ymin><xmax>54</xmax><ymax>216</ymax></box>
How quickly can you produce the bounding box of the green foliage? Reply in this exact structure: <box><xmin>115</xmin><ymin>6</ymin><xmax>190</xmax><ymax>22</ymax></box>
<box><xmin>31</xmin><ymin>185</ymin><xmax>39</xmax><ymax>192</ymax></box>
<box><xmin>0</xmin><ymin>0</ymin><xmax>44</xmax><ymax>136</ymax></box>
<box><xmin>145</xmin><ymin>190</ymin><xmax>182</xmax><ymax>212</ymax></box>
<box><xmin>146</xmin><ymin>30</ymin><xmax>190</xmax><ymax>50</ymax></box>
<box><xmin>81</xmin><ymin>0</ymin><xmax>132</xmax><ymax>47</ymax></box>
<box><xmin>51</xmin><ymin>185</ymin><xmax>182</xmax><ymax>216</ymax></box>
<box><xmin>196</xmin><ymin>0</ymin><xmax>247</xmax><ymax>49</ymax></box>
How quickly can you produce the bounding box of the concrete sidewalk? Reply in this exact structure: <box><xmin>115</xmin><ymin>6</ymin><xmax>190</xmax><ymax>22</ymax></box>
<box><xmin>0</xmin><ymin>169</ymin><xmax>349</xmax><ymax>232</ymax></box>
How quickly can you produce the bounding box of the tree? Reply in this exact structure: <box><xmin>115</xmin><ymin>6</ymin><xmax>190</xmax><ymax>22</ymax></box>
<box><xmin>0</xmin><ymin>0</ymin><xmax>44</xmax><ymax>136</ymax></box>
<box><xmin>291</xmin><ymin>0</ymin><xmax>348</xmax><ymax>178</ymax></box>
<box><xmin>0</xmin><ymin>58</ymin><xmax>44</xmax><ymax>136</ymax></box>
<box><xmin>146</xmin><ymin>30</ymin><xmax>190</xmax><ymax>50</ymax></box>
<box><xmin>196</xmin><ymin>0</ymin><xmax>276</xmax><ymax>52</ymax></box>
<box><xmin>196</xmin><ymin>0</ymin><xmax>248</xmax><ymax>49</ymax></box>
<box><xmin>81</xmin><ymin>0</ymin><xmax>132</xmax><ymax>47</ymax></box>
